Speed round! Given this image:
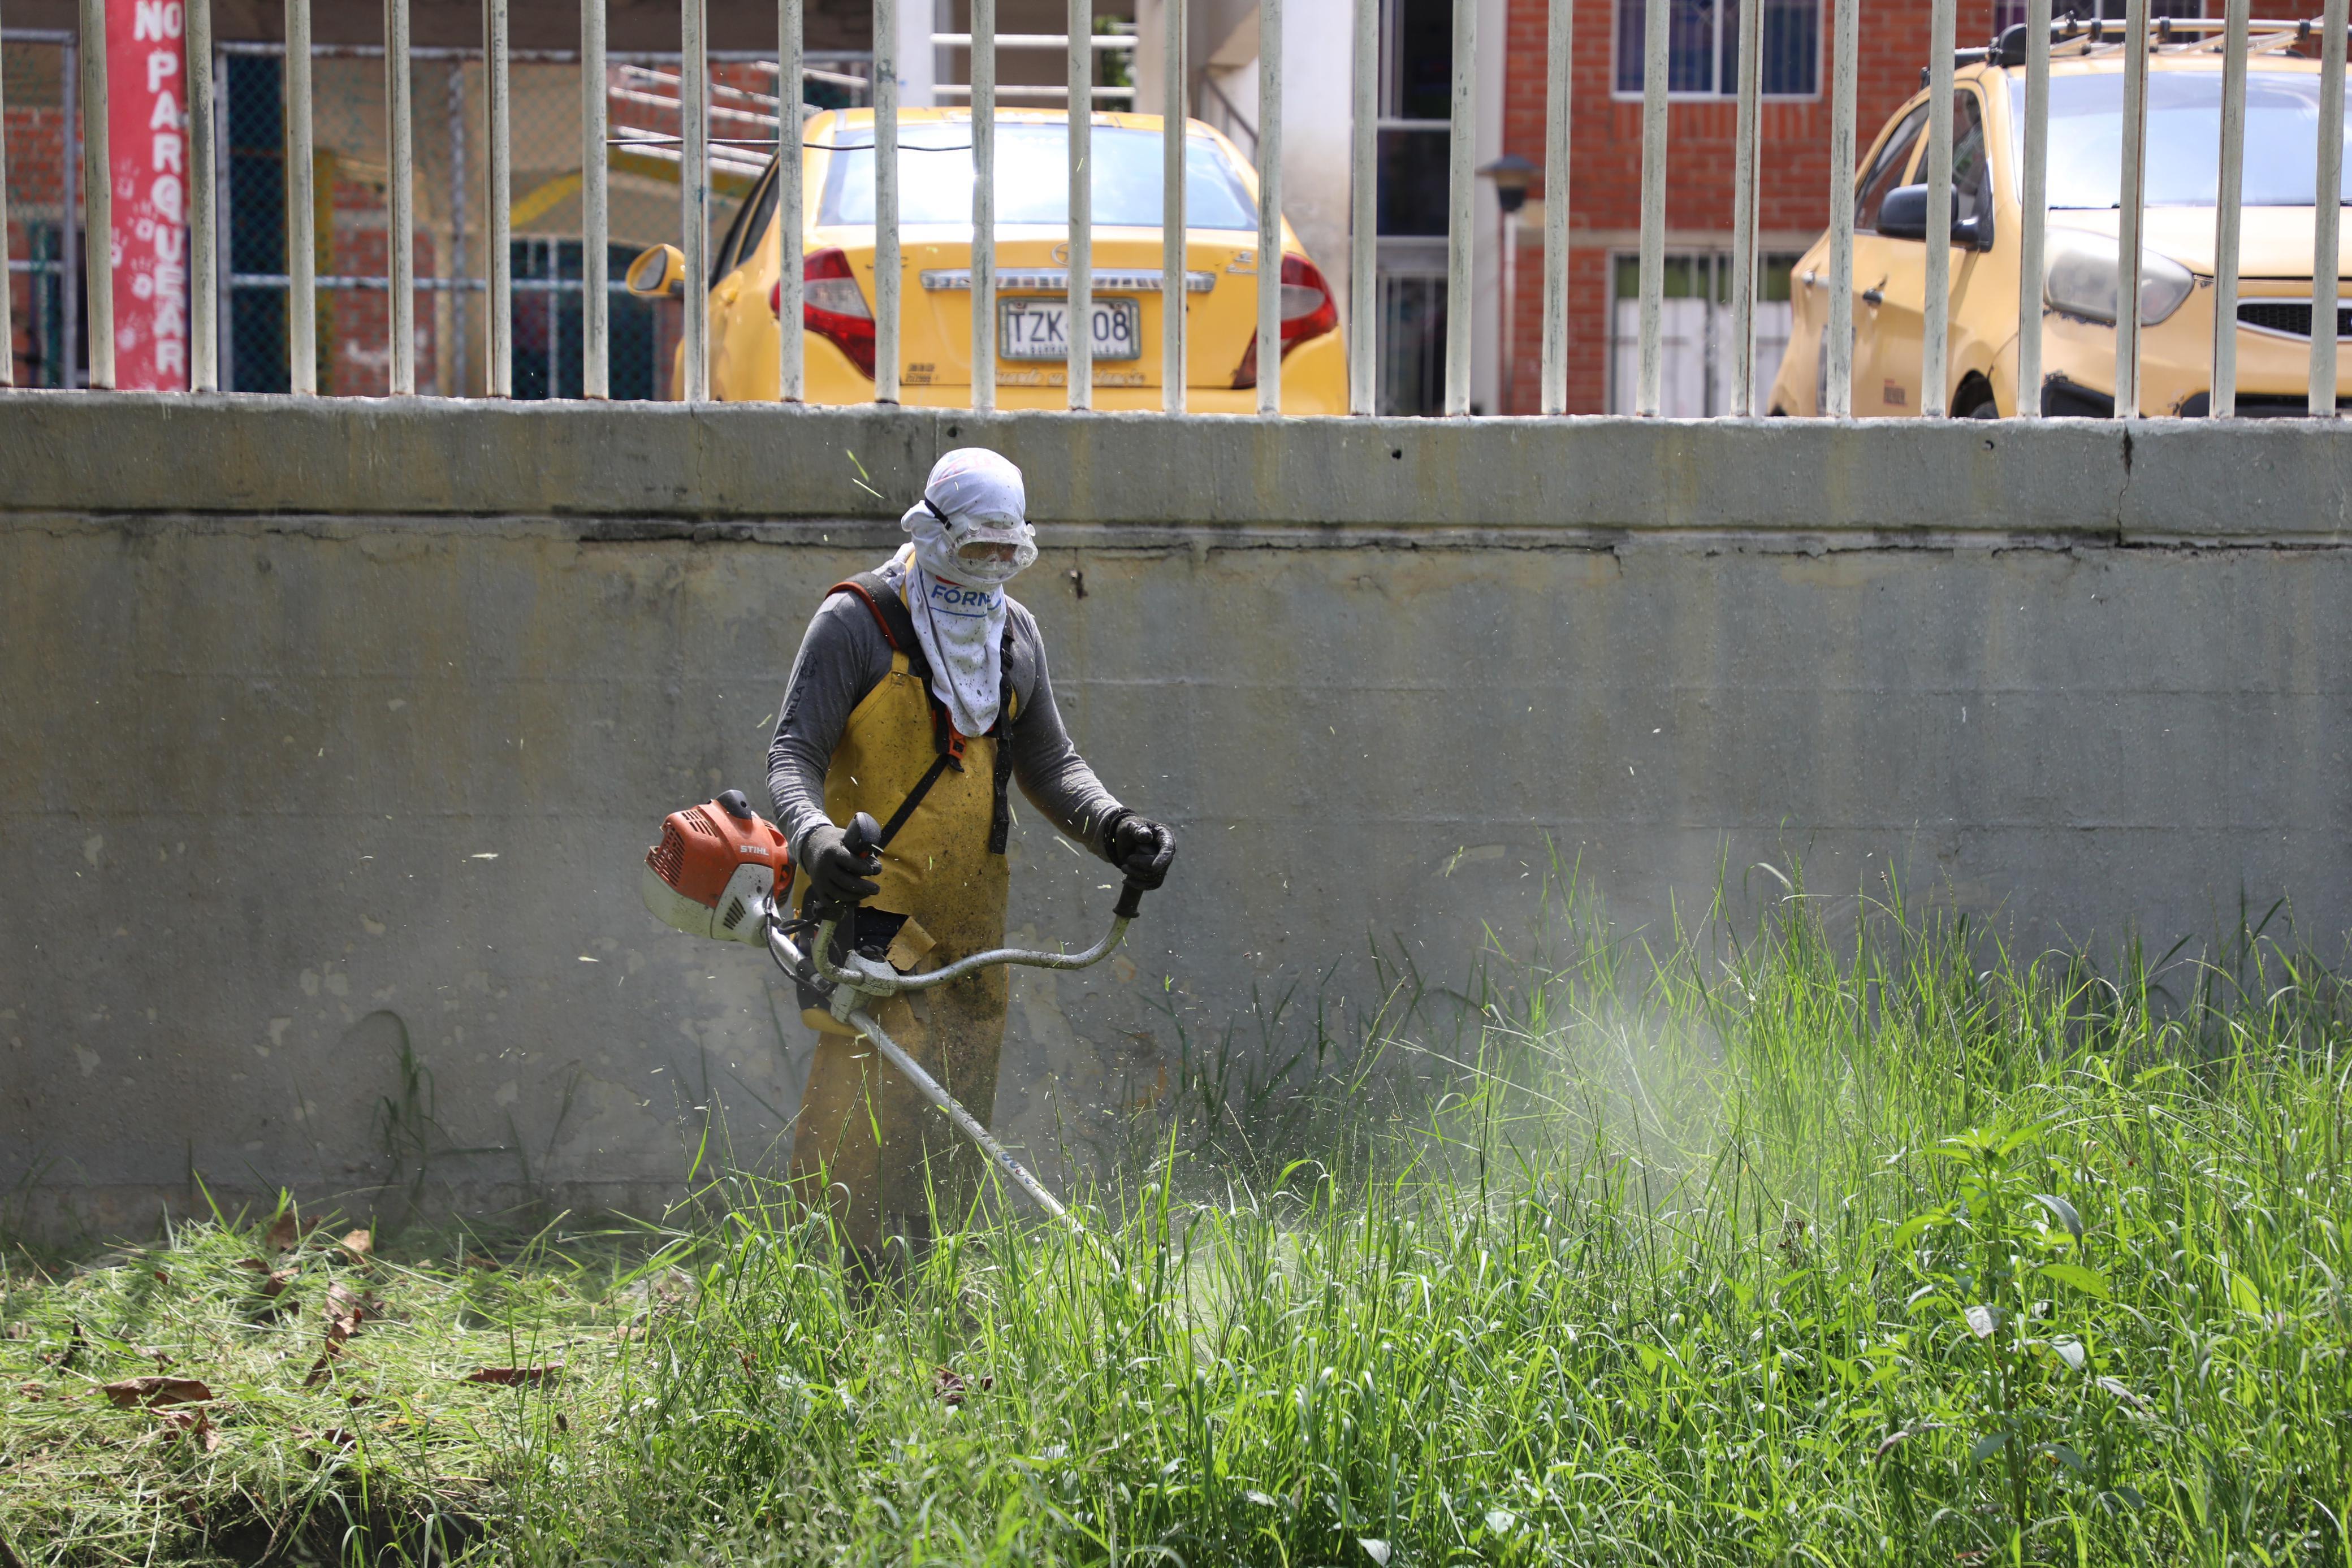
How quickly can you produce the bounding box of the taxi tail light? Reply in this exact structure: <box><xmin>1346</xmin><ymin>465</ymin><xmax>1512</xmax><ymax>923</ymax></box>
<box><xmin>1230</xmin><ymin>253</ymin><xmax>1338</xmax><ymax>388</ymax></box>
<box><xmin>774</xmin><ymin>248</ymin><xmax>877</xmax><ymax>378</ymax></box>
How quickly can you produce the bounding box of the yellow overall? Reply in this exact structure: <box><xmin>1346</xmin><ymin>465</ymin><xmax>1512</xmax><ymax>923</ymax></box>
<box><xmin>787</xmin><ymin>631</ymin><xmax>1014</xmax><ymax>1255</ymax></box>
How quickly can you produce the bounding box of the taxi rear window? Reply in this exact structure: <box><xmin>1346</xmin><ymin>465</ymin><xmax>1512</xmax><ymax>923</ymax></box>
<box><xmin>818</xmin><ymin>123</ymin><xmax>1259</xmax><ymax>231</ymax></box>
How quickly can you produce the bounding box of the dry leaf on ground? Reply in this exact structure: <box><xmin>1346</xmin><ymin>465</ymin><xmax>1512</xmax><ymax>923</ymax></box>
<box><xmin>461</xmin><ymin>1365</ymin><xmax>562</xmax><ymax>1387</ymax></box>
<box><xmin>264</xmin><ymin>1213</ymin><xmax>300</xmax><ymax>1254</ymax></box>
<box><xmin>159</xmin><ymin>1407</ymin><xmax>221</xmax><ymax>1450</ymax></box>
<box><xmin>302</xmin><ymin>1283</ymin><xmax>374</xmax><ymax>1387</ymax></box>
<box><xmin>102</xmin><ymin>1375</ymin><xmax>214</xmax><ymax>1409</ymax></box>
<box><xmin>339</xmin><ymin>1229</ymin><xmax>373</xmax><ymax>1261</ymax></box>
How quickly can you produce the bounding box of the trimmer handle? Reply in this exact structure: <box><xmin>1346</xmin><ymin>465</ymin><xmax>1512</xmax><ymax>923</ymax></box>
<box><xmin>802</xmin><ymin>811</ymin><xmax>886</xmax><ymax>939</ymax></box>
<box><xmin>1113</xmin><ymin>878</ymin><xmax>1149</xmax><ymax>921</ymax></box>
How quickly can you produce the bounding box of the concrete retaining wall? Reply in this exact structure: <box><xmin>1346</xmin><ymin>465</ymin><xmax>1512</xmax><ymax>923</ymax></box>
<box><xmin>4</xmin><ymin>395</ymin><xmax>2347</xmax><ymax>1238</ymax></box>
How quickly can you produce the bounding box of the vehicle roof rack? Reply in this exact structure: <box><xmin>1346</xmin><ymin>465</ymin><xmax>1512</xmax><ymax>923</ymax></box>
<box><xmin>1978</xmin><ymin>11</ymin><xmax>2340</xmax><ymax>73</ymax></box>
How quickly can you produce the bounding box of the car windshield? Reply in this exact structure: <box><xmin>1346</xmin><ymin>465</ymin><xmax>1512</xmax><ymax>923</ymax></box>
<box><xmin>2013</xmin><ymin>67</ymin><xmax>2352</xmax><ymax>207</ymax></box>
<box><xmin>817</xmin><ymin>122</ymin><xmax>1260</xmax><ymax>230</ymax></box>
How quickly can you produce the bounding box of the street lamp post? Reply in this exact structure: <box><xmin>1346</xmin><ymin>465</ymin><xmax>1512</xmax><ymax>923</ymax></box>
<box><xmin>1480</xmin><ymin>154</ymin><xmax>1537</xmax><ymax>414</ymax></box>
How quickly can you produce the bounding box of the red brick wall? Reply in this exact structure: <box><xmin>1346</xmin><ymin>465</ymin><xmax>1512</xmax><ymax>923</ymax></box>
<box><xmin>1499</xmin><ymin>0</ymin><xmax>2007</xmax><ymax>412</ymax></box>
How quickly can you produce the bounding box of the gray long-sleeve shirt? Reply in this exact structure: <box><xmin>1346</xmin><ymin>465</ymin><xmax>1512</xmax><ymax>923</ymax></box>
<box><xmin>766</xmin><ymin>562</ymin><xmax>1126</xmax><ymax>867</ymax></box>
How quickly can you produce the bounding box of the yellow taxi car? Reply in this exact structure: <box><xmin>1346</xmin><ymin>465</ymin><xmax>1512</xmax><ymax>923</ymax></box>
<box><xmin>1768</xmin><ymin>21</ymin><xmax>2352</xmax><ymax>418</ymax></box>
<box><xmin>628</xmin><ymin>107</ymin><xmax>1347</xmax><ymax>412</ymax></box>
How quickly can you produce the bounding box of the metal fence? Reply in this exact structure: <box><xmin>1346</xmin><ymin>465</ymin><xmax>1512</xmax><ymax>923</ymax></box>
<box><xmin>3</xmin><ymin>23</ymin><xmax>867</xmax><ymax>393</ymax></box>
<box><xmin>5</xmin><ymin>0</ymin><xmax>2350</xmax><ymax>415</ymax></box>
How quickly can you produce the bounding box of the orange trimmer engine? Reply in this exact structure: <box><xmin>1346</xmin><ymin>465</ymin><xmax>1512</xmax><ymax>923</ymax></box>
<box><xmin>641</xmin><ymin>790</ymin><xmax>794</xmax><ymax>944</ymax></box>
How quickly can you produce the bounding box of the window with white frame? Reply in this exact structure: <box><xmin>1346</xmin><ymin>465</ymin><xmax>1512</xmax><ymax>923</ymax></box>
<box><xmin>1614</xmin><ymin>0</ymin><xmax>1821</xmax><ymax>99</ymax></box>
<box><xmin>1606</xmin><ymin>250</ymin><xmax>1801</xmax><ymax>416</ymax></box>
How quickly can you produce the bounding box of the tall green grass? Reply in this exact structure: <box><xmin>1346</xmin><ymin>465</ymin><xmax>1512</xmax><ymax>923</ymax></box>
<box><xmin>526</xmin><ymin>870</ymin><xmax>2352</xmax><ymax>1566</ymax></box>
<box><xmin>7</xmin><ymin>869</ymin><xmax>2347</xmax><ymax>1565</ymax></box>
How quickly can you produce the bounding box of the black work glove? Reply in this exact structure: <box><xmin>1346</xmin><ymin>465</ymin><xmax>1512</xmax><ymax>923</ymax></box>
<box><xmin>801</xmin><ymin>822</ymin><xmax>881</xmax><ymax>907</ymax></box>
<box><xmin>1105</xmin><ymin>812</ymin><xmax>1177</xmax><ymax>891</ymax></box>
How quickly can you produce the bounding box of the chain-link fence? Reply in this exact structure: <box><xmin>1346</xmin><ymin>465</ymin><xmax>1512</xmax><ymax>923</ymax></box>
<box><xmin>5</xmin><ymin>33</ymin><xmax>867</xmax><ymax>393</ymax></box>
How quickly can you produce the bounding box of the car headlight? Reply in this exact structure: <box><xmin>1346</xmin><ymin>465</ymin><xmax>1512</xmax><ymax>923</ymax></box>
<box><xmin>2044</xmin><ymin>227</ymin><xmax>2195</xmax><ymax>327</ymax></box>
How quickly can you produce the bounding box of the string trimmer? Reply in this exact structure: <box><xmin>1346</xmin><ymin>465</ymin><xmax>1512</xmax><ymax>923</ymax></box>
<box><xmin>639</xmin><ymin>790</ymin><xmax>1151</xmax><ymax>1229</ymax></box>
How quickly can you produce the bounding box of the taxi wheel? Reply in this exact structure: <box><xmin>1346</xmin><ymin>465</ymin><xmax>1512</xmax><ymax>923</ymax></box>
<box><xmin>1954</xmin><ymin>378</ymin><xmax>2000</xmax><ymax>419</ymax></box>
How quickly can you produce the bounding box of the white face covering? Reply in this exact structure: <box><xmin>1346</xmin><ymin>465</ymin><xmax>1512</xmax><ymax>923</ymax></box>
<box><xmin>897</xmin><ymin>448</ymin><xmax>1037</xmax><ymax>737</ymax></box>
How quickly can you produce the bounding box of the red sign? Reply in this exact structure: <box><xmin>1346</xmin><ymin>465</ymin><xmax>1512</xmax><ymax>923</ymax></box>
<box><xmin>107</xmin><ymin>0</ymin><xmax>190</xmax><ymax>389</ymax></box>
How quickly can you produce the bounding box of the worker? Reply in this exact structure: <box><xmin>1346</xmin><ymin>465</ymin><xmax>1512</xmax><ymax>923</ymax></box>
<box><xmin>766</xmin><ymin>447</ymin><xmax>1176</xmax><ymax>1267</ymax></box>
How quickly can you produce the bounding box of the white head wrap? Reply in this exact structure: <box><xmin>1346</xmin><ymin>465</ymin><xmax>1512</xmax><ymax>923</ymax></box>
<box><xmin>897</xmin><ymin>448</ymin><xmax>1037</xmax><ymax>737</ymax></box>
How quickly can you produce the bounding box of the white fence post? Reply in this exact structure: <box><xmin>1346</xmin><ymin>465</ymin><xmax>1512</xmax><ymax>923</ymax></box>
<box><xmin>679</xmin><ymin>0</ymin><xmax>706</xmax><ymax>401</ymax></box>
<box><xmin>1634</xmin><ymin>0</ymin><xmax>1665</xmax><ymax>416</ymax></box>
<box><xmin>387</xmin><ymin>0</ymin><xmax>415</xmax><ymax>393</ymax></box>
<box><xmin>1443</xmin><ymin>0</ymin><xmax>1474</xmax><ymax>414</ymax></box>
<box><xmin>777</xmin><ymin>0</ymin><xmax>803</xmax><ymax>401</ymax></box>
<box><xmin>2016</xmin><ymin>0</ymin><xmax>2049</xmax><ymax>417</ymax></box>
<box><xmin>1537</xmin><ymin>0</ymin><xmax>1570</xmax><ymax>415</ymax></box>
<box><xmin>79</xmin><ymin>0</ymin><xmax>115</xmax><ymax>388</ymax></box>
<box><xmin>1728</xmin><ymin>0</ymin><xmax>1761</xmax><ymax>415</ymax></box>
<box><xmin>1823</xmin><ymin>0</ymin><xmax>1855</xmax><ymax>418</ymax></box>
<box><xmin>970</xmin><ymin>0</ymin><xmax>994</xmax><ymax>411</ymax></box>
<box><xmin>1921</xmin><ymin>0</ymin><xmax>1953</xmax><ymax>417</ymax></box>
<box><xmin>1349</xmin><ymin>0</ymin><xmax>1376</xmax><ymax>415</ymax></box>
<box><xmin>486</xmin><ymin>0</ymin><xmax>512</xmax><ymax>395</ymax></box>
<box><xmin>874</xmin><ymin>0</ymin><xmax>900</xmax><ymax>402</ymax></box>
<box><xmin>283</xmin><ymin>0</ymin><xmax>312</xmax><ymax>393</ymax></box>
<box><xmin>189</xmin><ymin>0</ymin><xmax>219</xmax><ymax>390</ymax></box>
<box><xmin>2211</xmin><ymin>0</ymin><xmax>2247</xmax><ymax>418</ymax></box>
<box><xmin>2113</xmin><ymin>0</ymin><xmax>2148</xmax><ymax>418</ymax></box>
<box><xmin>1257</xmin><ymin>0</ymin><xmax>1283</xmax><ymax>414</ymax></box>
<box><xmin>1067</xmin><ymin>0</ymin><xmax>1092</xmax><ymax>410</ymax></box>
<box><xmin>1</xmin><ymin>9</ymin><xmax>15</xmax><ymax>386</ymax></box>
<box><xmin>2312</xmin><ymin>0</ymin><xmax>2346</xmax><ymax>415</ymax></box>
<box><xmin>1162</xmin><ymin>0</ymin><xmax>1186</xmax><ymax>414</ymax></box>
<box><xmin>583</xmin><ymin>0</ymin><xmax>609</xmax><ymax>397</ymax></box>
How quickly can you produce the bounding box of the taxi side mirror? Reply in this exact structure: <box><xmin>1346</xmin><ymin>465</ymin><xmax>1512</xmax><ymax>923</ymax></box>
<box><xmin>1877</xmin><ymin>184</ymin><xmax>1932</xmax><ymax>241</ymax></box>
<box><xmin>626</xmin><ymin>244</ymin><xmax>687</xmax><ymax>299</ymax></box>
<box><xmin>1877</xmin><ymin>184</ymin><xmax>1994</xmax><ymax>251</ymax></box>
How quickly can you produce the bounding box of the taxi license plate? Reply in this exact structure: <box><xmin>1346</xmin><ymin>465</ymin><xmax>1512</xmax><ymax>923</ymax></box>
<box><xmin>999</xmin><ymin>297</ymin><xmax>1142</xmax><ymax>361</ymax></box>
